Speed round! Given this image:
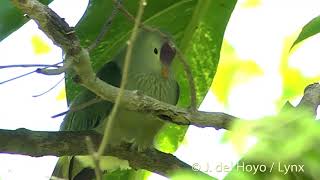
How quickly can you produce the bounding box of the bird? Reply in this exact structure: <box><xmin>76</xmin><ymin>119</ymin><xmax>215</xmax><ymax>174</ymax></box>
<box><xmin>51</xmin><ymin>29</ymin><xmax>179</xmax><ymax>180</ymax></box>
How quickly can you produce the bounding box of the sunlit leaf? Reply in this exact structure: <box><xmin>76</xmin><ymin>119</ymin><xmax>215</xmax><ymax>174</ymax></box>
<box><xmin>224</xmin><ymin>120</ymin><xmax>257</xmax><ymax>154</ymax></box>
<box><xmin>56</xmin><ymin>88</ymin><xmax>66</xmax><ymax>101</ymax></box>
<box><xmin>291</xmin><ymin>15</ymin><xmax>320</xmax><ymax>50</ymax></box>
<box><xmin>211</xmin><ymin>40</ymin><xmax>263</xmax><ymax>105</ymax></box>
<box><xmin>241</xmin><ymin>0</ymin><xmax>262</xmax><ymax>8</ymax></box>
<box><xmin>155</xmin><ymin>125</ymin><xmax>187</xmax><ymax>153</ymax></box>
<box><xmin>31</xmin><ymin>35</ymin><xmax>51</xmax><ymax>55</ymax></box>
<box><xmin>278</xmin><ymin>35</ymin><xmax>320</xmax><ymax>107</ymax></box>
<box><xmin>225</xmin><ymin>110</ymin><xmax>320</xmax><ymax>179</ymax></box>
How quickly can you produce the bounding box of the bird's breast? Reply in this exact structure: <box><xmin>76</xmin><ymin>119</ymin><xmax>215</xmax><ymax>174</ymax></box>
<box><xmin>97</xmin><ymin>72</ymin><xmax>178</xmax><ymax>149</ymax></box>
<box><xmin>126</xmin><ymin>73</ymin><xmax>177</xmax><ymax>104</ymax></box>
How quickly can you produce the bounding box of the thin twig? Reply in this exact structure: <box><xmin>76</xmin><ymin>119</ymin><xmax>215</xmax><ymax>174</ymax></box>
<box><xmin>176</xmin><ymin>48</ymin><xmax>197</xmax><ymax>110</ymax></box>
<box><xmin>85</xmin><ymin>136</ymin><xmax>102</xmax><ymax>180</ymax></box>
<box><xmin>0</xmin><ymin>62</ymin><xmax>63</xmax><ymax>84</ymax></box>
<box><xmin>0</xmin><ymin>70</ymin><xmax>36</xmax><ymax>85</ymax></box>
<box><xmin>51</xmin><ymin>97</ymin><xmax>102</xmax><ymax>118</ymax></box>
<box><xmin>36</xmin><ymin>61</ymin><xmax>71</xmax><ymax>75</ymax></box>
<box><xmin>36</xmin><ymin>68</ymin><xmax>64</xmax><ymax>75</ymax></box>
<box><xmin>32</xmin><ymin>77</ymin><xmax>64</xmax><ymax>97</ymax></box>
<box><xmin>0</xmin><ymin>64</ymin><xmax>62</xmax><ymax>69</ymax></box>
<box><xmin>112</xmin><ymin>0</ymin><xmax>135</xmax><ymax>22</ymax></box>
<box><xmin>98</xmin><ymin>0</ymin><xmax>147</xmax><ymax>156</ymax></box>
<box><xmin>88</xmin><ymin>0</ymin><xmax>122</xmax><ymax>51</ymax></box>
<box><xmin>51</xmin><ymin>110</ymin><xmax>68</xmax><ymax>118</ymax></box>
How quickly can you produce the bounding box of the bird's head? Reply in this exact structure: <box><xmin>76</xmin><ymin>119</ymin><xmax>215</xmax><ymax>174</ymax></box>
<box><xmin>159</xmin><ymin>40</ymin><xmax>176</xmax><ymax>79</ymax></box>
<box><xmin>131</xmin><ymin>29</ymin><xmax>176</xmax><ymax>79</ymax></box>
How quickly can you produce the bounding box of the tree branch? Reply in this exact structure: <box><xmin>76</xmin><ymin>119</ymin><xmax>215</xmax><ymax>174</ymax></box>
<box><xmin>296</xmin><ymin>82</ymin><xmax>320</xmax><ymax>117</ymax></box>
<box><xmin>0</xmin><ymin>128</ymin><xmax>205</xmax><ymax>177</ymax></box>
<box><xmin>0</xmin><ymin>64</ymin><xmax>62</xmax><ymax>69</ymax></box>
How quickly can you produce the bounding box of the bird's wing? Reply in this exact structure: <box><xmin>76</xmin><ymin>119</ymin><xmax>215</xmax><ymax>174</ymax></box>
<box><xmin>60</xmin><ymin>61</ymin><xmax>122</xmax><ymax>131</ymax></box>
<box><xmin>51</xmin><ymin>61</ymin><xmax>122</xmax><ymax>179</ymax></box>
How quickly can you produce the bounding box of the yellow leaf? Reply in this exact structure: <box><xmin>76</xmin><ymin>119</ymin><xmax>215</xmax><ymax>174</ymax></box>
<box><xmin>31</xmin><ymin>35</ymin><xmax>51</xmax><ymax>55</ymax></box>
<box><xmin>224</xmin><ymin>123</ymin><xmax>253</xmax><ymax>155</ymax></box>
<box><xmin>211</xmin><ymin>40</ymin><xmax>263</xmax><ymax>105</ymax></box>
<box><xmin>278</xmin><ymin>33</ymin><xmax>320</xmax><ymax>107</ymax></box>
<box><xmin>56</xmin><ymin>88</ymin><xmax>66</xmax><ymax>101</ymax></box>
<box><xmin>241</xmin><ymin>0</ymin><xmax>262</xmax><ymax>8</ymax></box>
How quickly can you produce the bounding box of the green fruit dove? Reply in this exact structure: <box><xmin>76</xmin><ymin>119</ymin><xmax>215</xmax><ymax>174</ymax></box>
<box><xmin>51</xmin><ymin>29</ymin><xmax>179</xmax><ymax>180</ymax></box>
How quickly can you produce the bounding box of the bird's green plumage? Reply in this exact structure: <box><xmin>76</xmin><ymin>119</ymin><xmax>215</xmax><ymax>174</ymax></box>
<box><xmin>52</xmin><ymin>29</ymin><xmax>179</xmax><ymax>180</ymax></box>
<box><xmin>60</xmin><ymin>62</ymin><xmax>121</xmax><ymax>131</ymax></box>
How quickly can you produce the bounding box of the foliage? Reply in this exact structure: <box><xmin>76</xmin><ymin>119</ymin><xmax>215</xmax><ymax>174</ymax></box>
<box><xmin>211</xmin><ymin>41</ymin><xmax>263</xmax><ymax>106</ymax></box>
<box><xmin>220</xmin><ymin>12</ymin><xmax>320</xmax><ymax>178</ymax></box>
<box><xmin>224</xmin><ymin>109</ymin><xmax>320</xmax><ymax>179</ymax></box>
<box><xmin>277</xmin><ymin>35</ymin><xmax>320</xmax><ymax>108</ymax></box>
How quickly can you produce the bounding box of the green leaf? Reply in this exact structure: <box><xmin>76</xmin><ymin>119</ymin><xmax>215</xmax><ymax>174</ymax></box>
<box><xmin>291</xmin><ymin>15</ymin><xmax>320</xmax><ymax>50</ymax></box>
<box><xmin>0</xmin><ymin>0</ymin><xmax>53</xmax><ymax>41</ymax></box>
<box><xmin>175</xmin><ymin>0</ymin><xmax>237</xmax><ymax>107</ymax></box>
<box><xmin>224</xmin><ymin>110</ymin><xmax>320</xmax><ymax>179</ymax></box>
<box><xmin>102</xmin><ymin>169</ymin><xmax>148</xmax><ymax>180</ymax></box>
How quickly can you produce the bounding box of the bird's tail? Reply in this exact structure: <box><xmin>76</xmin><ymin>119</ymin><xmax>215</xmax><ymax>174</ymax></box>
<box><xmin>51</xmin><ymin>156</ymin><xmax>72</xmax><ymax>179</ymax></box>
<box><xmin>51</xmin><ymin>156</ymin><xmax>141</xmax><ymax>180</ymax></box>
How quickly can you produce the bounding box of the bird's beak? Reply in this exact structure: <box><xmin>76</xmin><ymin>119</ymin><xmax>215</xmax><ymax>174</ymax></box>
<box><xmin>161</xmin><ymin>65</ymin><xmax>169</xmax><ymax>79</ymax></box>
<box><xmin>160</xmin><ymin>41</ymin><xmax>176</xmax><ymax>79</ymax></box>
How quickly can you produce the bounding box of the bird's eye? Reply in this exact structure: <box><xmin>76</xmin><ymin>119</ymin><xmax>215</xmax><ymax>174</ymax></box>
<box><xmin>154</xmin><ymin>48</ymin><xmax>158</xmax><ymax>55</ymax></box>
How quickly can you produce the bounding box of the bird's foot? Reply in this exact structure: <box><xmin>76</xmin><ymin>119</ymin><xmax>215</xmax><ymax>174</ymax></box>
<box><xmin>129</xmin><ymin>143</ymin><xmax>146</xmax><ymax>153</ymax></box>
<box><xmin>128</xmin><ymin>141</ymin><xmax>152</xmax><ymax>153</ymax></box>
